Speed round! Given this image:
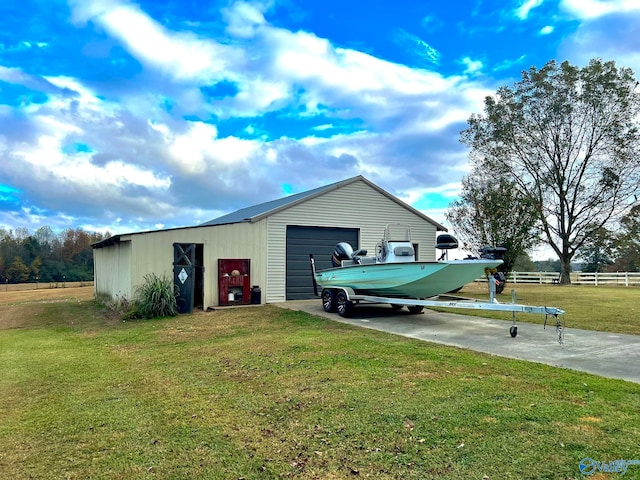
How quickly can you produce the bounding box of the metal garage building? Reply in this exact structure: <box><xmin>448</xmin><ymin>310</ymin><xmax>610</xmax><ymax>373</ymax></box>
<box><xmin>92</xmin><ymin>176</ymin><xmax>446</xmax><ymax>311</ymax></box>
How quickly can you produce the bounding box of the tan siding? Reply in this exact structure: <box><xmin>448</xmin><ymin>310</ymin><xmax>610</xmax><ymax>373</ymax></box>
<box><xmin>93</xmin><ymin>241</ymin><xmax>132</xmax><ymax>299</ymax></box>
<box><xmin>265</xmin><ymin>217</ymin><xmax>287</xmax><ymax>302</ymax></box>
<box><xmin>266</xmin><ymin>180</ymin><xmax>438</xmax><ymax>302</ymax></box>
<box><xmin>96</xmin><ymin>222</ymin><xmax>267</xmax><ymax>308</ymax></box>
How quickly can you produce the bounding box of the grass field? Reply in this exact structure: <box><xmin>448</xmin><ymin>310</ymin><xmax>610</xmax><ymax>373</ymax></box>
<box><xmin>1</xmin><ymin>286</ymin><xmax>639</xmax><ymax>479</ymax></box>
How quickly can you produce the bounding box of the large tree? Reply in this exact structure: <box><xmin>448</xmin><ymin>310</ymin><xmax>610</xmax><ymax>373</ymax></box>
<box><xmin>462</xmin><ymin>59</ymin><xmax>640</xmax><ymax>283</ymax></box>
<box><xmin>446</xmin><ymin>166</ymin><xmax>540</xmax><ymax>274</ymax></box>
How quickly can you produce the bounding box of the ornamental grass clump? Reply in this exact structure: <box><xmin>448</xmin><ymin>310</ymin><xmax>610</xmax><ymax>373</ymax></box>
<box><xmin>131</xmin><ymin>273</ymin><xmax>178</xmax><ymax>319</ymax></box>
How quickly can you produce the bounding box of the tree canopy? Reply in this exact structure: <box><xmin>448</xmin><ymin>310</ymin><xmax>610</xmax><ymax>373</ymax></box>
<box><xmin>0</xmin><ymin>226</ymin><xmax>108</xmax><ymax>283</ymax></box>
<box><xmin>461</xmin><ymin>58</ymin><xmax>640</xmax><ymax>283</ymax></box>
<box><xmin>610</xmin><ymin>204</ymin><xmax>640</xmax><ymax>272</ymax></box>
<box><xmin>446</xmin><ymin>166</ymin><xmax>540</xmax><ymax>274</ymax></box>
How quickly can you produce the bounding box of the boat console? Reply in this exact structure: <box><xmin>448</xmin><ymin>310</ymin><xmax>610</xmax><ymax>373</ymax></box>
<box><xmin>377</xmin><ymin>242</ymin><xmax>415</xmax><ymax>263</ymax></box>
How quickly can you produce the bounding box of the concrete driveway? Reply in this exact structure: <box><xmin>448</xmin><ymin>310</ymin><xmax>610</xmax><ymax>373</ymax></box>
<box><xmin>278</xmin><ymin>299</ymin><xmax>640</xmax><ymax>385</ymax></box>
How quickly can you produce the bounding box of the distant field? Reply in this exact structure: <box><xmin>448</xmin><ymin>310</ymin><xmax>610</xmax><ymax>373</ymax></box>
<box><xmin>0</xmin><ymin>285</ymin><xmax>94</xmax><ymax>305</ymax></box>
<box><xmin>0</xmin><ymin>281</ymin><xmax>93</xmax><ymax>293</ymax></box>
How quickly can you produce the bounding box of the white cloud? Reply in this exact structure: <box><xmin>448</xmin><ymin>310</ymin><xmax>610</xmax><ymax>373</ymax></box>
<box><xmin>460</xmin><ymin>56</ymin><xmax>483</xmax><ymax>74</ymax></box>
<box><xmin>70</xmin><ymin>0</ymin><xmax>243</xmax><ymax>82</ymax></box>
<box><xmin>557</xmin><ymin>10</ymin><xmax>640</xmax><ymax>75</ymax></box>
<box><xmin>399</xmin><ymin>182</ymin><xmax>462</xmax><ymax>206</ymax></box>
<box><xmin>393</xmin><ymin>28</ymin><xmax>442</xmax><ymax>66</ymax></box>
<box><xmin>270</xmin><ymin>29</ymin><xmax>456</xmax><ymax>104</ymax></box>
<box><xmin>423</xmin><ymin>108</ymin><xmax>473</xmax><ymax>131</ymax></box>
<box><xmin>540</xmin><ymin>25</ymin><xmax>554</xmax><ymax>34</ymax></box>
<box><xmin>515</xmin><ymin>0</ymin><xmax>544</xmax><ymax>19</ymax></box>
<box><xmin>165</xmin><ymin>121</ymin><xmax>260</xmax><ymax>174</ymax></box>
<box><xmin>561</xmin><ymin>0</ymin><xmax>640</xmax><ymax>19</ymax></box>
<box><xmin>493</xmin><ymin>55</ymin><xmax>527</xmax><ymax>71</ymax></box>
<box><xmin>14</xmin><ymin>132</ymin><xmax>170</xmax><ymax>191</ymax></box>
<box><xmin>222</xmin><ymin>0</ymin><xmax>269</xmax><ymax>38</ymax></box>
<box><xmin>228</xmin><ymin>77</ymin><xmax>291</xmax><ymax>116</ymax></box>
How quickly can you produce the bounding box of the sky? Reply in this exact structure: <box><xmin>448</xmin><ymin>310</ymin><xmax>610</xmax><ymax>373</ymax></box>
<box><xmin>1</xmin><ymin>0</ymin><xmax>640</xmax><ymax>246</ymax></box>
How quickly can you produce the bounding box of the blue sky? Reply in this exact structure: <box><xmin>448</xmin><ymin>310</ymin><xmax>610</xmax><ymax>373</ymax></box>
<box><xmin>1</xmin><ymin>0</ymin><xmax>640</xmax><ymax>241</ymax></box>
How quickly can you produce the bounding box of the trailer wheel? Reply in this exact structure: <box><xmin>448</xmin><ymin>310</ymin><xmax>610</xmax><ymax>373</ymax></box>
<box><xmin>390</xmin><ymin>304</ymin><xmax>403</xmax><ymax>311</ymax></box>
<box><xmin>510</xmin><ymin>326</ymin><xmax>518</xmax><ymax>337</ymax></box>
<box><xmin>336</xmin><ymin>290</ymin><xmax>353</xmax><ymax>317</ymax></box>
<box><xmin>321</xmin><ymin>289</ymin><xmax>336</xmax><ymax>312</ymax></box>
<box><xmin>408</xmin><ymin>305</ymin><xmax>424</xmax><ymax>314</ymax></box>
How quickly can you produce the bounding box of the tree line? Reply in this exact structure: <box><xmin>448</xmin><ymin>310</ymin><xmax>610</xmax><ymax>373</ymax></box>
<box><xmin>0</xmin><ymin>226</ymin><xmax>109</xmax><ymax>284</ymax></box>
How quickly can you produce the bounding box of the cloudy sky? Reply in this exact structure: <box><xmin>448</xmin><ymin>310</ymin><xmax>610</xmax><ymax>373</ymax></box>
<box><xmin>1</xmin><ymin>0</ymin><xmax>640</xmax><ymax>237</ymax></box>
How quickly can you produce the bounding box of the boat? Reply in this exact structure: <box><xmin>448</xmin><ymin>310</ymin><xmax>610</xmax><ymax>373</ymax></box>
<box><xmin>312</xmin><ymin>224</ymin><xmax>504</xmax><ymax>302</ymax></box>
<box><xmin>309</xmin><ymin>225</ymin><xmax>566</xmax><ymax>342</ymax></box>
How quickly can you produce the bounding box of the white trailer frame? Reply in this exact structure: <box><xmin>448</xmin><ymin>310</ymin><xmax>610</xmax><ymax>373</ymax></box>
<box><xmin>315</xmin><ymin>274</ymin><xmax>565</xmax><ymax>344</ymax></box>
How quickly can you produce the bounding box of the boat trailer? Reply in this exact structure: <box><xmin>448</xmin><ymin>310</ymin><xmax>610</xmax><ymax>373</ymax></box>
<box><xmin>309</xmin><ymin>255</ymin><xmax>566</xmax><ymax>344</ymax></box>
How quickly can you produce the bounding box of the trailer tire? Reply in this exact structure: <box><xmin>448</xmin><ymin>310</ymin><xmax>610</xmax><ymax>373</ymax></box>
<box><xmin>408</xmin><ymin>305</ymin><xmax>424</xmax><ymax>314</ymax></box>
<box><xmin>510</xmin><ymin>326</ymin><xmax>518</xmax><ymax>337</ymax></box>
<box><xmin>336</xmin><ymin>291</ymin><xmax>353</xmax><ymax>317</ymax></box>
<box><xmin>321</xmin><ymin>289</ymin><xmax>336</xmax><ymax>312</ymax></box>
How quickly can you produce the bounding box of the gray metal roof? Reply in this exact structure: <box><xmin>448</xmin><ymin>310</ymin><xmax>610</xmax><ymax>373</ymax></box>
<box><xmin>199</xmin><ymin>178</ymin><xmax>348</xmax><ymax>226</ymax></box>
<box><xmin>93</xmin><ymin>175</ymin><xmax>446</xmax><ymax>248</ymax></box>
<box><xmin>200</xmin><ymin>175</ymin><xmax>446</xmax><ymax>230</ymax></box>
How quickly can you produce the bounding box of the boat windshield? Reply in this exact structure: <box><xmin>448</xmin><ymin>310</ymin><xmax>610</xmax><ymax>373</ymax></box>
<box><xmin>383</xmin><ymin>224</ymin><xmax>411</xmax><ymax>242</ymax></box>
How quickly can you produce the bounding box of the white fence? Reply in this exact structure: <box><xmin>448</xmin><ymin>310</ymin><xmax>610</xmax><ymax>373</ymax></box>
<box><xmin>478</xmin><ymin>271</ymin><xmax>640</xmax><ymax>286</ymax></box>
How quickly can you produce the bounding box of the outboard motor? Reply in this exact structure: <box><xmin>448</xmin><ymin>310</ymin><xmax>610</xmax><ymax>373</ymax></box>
<box><xmin>480</xmin><ymin>246</ymin><xmax>507</xmax><ymax>260</ymax></box>
<box><xmin>332</xmin><ymin>242</ymin><xmax>354</xmax><ymax>267</ymax></box>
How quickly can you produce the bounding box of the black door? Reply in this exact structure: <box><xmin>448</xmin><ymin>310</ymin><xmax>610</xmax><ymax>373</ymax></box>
<box><xmin>286</xmin><ymin>226</ymin><xmax>359</xmax><ymax>300</ymax></box>
<box><xmin>173</xmin><ymin>243</ymin><xmax>200</xmax><ymax>314</ymax></box>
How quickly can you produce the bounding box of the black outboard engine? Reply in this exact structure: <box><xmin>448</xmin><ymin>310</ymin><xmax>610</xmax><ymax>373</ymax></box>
<box><xmin>332</xmin><ymin>242</ymin><xmax>354</xmax><ymax>267</ymax></box>
<box><xmin>479</xmin><ymin>246</ymin><xmax>507</xmax><ymax>260</ymax></box>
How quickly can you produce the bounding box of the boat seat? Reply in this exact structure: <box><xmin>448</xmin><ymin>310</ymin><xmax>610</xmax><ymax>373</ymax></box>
<box><xmin>394</xmin><ymin>246</ymin><xmax>414</xmax><ymax>257</ymax></box>
<box><xmin>358</xmin><ymin>256</ymin><xmax>377</xmax><ymax>265</ymax></box>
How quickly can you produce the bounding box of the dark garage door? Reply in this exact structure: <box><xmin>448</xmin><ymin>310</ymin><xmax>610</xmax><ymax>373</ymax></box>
<box><xmin>286</xmin><ymin>226</ymin><xmax>359</xmax><ymax>300</ymax></box>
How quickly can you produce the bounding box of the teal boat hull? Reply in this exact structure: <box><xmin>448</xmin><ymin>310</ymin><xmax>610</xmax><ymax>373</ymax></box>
<box><xmin>315</xmin><ymin>259</ymin><xmax>502</xmax><ymax>298</ymax></box>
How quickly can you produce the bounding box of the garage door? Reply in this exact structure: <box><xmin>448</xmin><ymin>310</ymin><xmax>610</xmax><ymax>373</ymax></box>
<box><xmin>286</xmin><ymin>226</ymin><xmax>359</xmax><ymax>300</ymax></box>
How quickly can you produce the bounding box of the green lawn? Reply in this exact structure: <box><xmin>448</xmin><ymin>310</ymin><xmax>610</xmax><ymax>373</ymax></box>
<box><xmin>1</xmin><ymin>292</ymin><xmax>639</xmax><ymax>479</ymax></box>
